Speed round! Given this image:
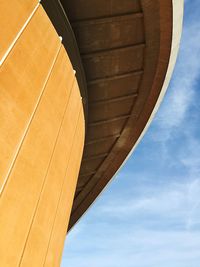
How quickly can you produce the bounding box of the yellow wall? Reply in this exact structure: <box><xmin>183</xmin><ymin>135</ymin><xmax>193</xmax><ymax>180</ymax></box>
<box><xmin>0</xmin><ymin>3</ymin><xmax>85</xmax><ymax>267</ymax></box>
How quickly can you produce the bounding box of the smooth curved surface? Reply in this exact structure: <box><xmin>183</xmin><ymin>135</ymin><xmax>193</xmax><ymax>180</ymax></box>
<box><xmin>0</xmin><ymin>4</ymin><xmax>85</xmax><ymax>267</ymax></box>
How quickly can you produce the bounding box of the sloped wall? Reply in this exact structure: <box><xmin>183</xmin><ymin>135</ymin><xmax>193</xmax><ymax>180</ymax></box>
<box><xmin>0</xmin><ymin>2</ymin><xmax>85</xmax><ymax>266</ymax></box>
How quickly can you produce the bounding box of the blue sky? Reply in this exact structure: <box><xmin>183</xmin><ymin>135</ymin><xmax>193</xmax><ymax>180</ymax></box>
<box><xmin>61</xmin><ymin>1</ymin><xmax>200</xmax><ymax>266</ymax></box>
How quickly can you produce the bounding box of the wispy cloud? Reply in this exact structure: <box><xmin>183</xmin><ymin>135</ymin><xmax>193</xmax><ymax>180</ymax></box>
<box><xmin>180</xmin><ymin>137</ymin><xmax>200</xmax><ymax>176</ymax></box>
<box><xmin>63</xmin><ymin>228</ymin><xmax>200</xmax><ymax>267</ymax></box>
<box><xmin>63</xmin><ymin>167</ymin><xmax>200</xmax><ymax>266</ymax></box>
<box><xmin>97</xmin><ymin>176</ymin><xmax>200</xmax><ymax>229</ymax></box>
<box><xmin>151</xmin><ymin>5</ymin><xmax>200</xmax><ymax>142</ymax></box>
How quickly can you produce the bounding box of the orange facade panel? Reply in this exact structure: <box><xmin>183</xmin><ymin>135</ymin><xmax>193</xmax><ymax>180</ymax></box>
<box><xmin>20</xmin><ymin>84</ymin><xmax>84</xmax><ymax>267</ymax></box>
<box><xmin>0</xmin><ymin>4</ymin><xmax>85</xmax><ymax>267</ymax></box>
<box><xmin>0</xmin><ymin>0</ymin><xmax>38</xmax><ymax>60</ymax></box>
<box><xmin>0</xmin><ymin>6</ymin><xmax>61</xmax><ymax>190</ymax></box>
<box><xmin>44</xmin><ymin>110</ymin><xmax>85</xmax><ymax>267</ymax></box>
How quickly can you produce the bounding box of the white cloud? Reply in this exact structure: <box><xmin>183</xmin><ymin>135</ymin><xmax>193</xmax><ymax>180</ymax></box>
<box><xmin>180</xmin><ymin>137</ymin><xmax>200</xmax><ymax>176</ymax></box>
<box><xmin>98</xmin><ymin>177</ymin><xmax>200</xmax><ymax>230</ymax></box>
<box><xmin>62</xmin><ymin>228</ymin><xmax>200</xmax><ymax>267</ymax></box>
<box><xmin>152</xmin><ymin>11</ymin><xmax>200</xmax><ymax>142</ymax></box>
<box><xmin>62</xmin><ymin>172</ymin><xmax>200</xmax><ymax>267</ymax></box>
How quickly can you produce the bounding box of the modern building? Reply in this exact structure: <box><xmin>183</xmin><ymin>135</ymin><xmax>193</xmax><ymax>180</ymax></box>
<box><xmin>0</xmin><ymin>0</ymin><xmax>183</xmax><ymax>266</ymax></box>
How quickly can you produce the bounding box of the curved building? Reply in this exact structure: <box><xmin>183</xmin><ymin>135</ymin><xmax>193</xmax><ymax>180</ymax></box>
<box><xmin>0</xmin><ymin>1</ymin><xmax>183</xmax><ymax>266</ymax></box>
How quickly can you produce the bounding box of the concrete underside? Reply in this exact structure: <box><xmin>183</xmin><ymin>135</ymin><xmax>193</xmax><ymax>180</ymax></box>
<box><xmin>60</xmin><ymin>0</ymin><xmax>184</xmax><ymax>230</ymax></box>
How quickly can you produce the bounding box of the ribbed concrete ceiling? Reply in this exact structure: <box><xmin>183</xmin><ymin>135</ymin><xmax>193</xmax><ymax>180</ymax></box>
<box><xmin>59</xmin><ymin>0</ymin><xmax>182</xmax><ymax>230</ymax></box>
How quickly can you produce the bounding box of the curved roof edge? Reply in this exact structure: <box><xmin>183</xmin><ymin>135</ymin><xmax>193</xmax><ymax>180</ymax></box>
<box><xmin>116</xmin><ymin>0</ymin><xmax>184</xmax><ymax>173</ymax></box>
<box><xmin>68</xmin><ymin>0</ymin><xmax>184</xmax><ymax>231</ymax></box>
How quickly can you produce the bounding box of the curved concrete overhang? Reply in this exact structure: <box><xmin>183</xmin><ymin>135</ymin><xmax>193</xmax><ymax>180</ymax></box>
<box><xmin>41</xmin><ymin>0</ymin><xmax>88</xmax><ymax>120</ymax></box>
<box><xmin>44</xmin><ymin>0</ymin><xmax>184</xmax><ymax>230</ymax></box>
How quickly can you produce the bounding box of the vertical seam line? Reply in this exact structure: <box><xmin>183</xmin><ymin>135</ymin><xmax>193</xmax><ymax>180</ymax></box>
<box><xmin>0</xmin><ymin>42</ymin><xmax>62</xmax><ymax>197</ymax></box>
<box><xmin>0</xmin><ymin>2</ymin><xmax>40</xmax><ymax>66</ymax></box>
<box><xmin>43</xmin><ymin>107</ymin><xmax>81</xmax><ymax>267</ymax></box>
<box><xmin>18</xmin><ymin>76</ymin><xmax>75</xmax><ymax>267</ymax></box>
